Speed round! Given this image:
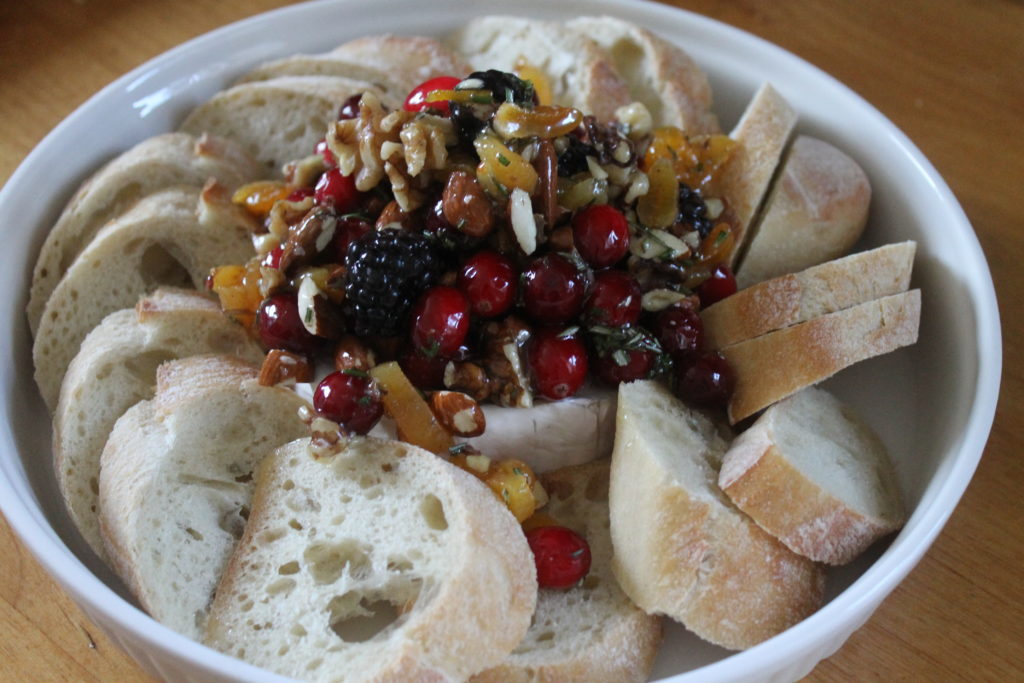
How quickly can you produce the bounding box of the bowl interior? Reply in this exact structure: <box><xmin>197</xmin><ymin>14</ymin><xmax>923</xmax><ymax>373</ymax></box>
<box><xmin>0</xmin><ymin>1</ymin><xmax>1000</xmax><ymax>681</ymax></box>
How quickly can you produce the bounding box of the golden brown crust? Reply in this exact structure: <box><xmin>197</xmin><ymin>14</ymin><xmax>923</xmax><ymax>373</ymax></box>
<box><xmin>722</xmin><ymin>290</ymin><xmax>921</xmax><ymax>423</ymax></box>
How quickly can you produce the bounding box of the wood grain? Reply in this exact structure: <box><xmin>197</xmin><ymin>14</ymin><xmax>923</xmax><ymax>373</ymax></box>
<box><xmin>1</xmin><ymin>0</ymin><xmax>1021</xmax><ymax>680</ymax></box>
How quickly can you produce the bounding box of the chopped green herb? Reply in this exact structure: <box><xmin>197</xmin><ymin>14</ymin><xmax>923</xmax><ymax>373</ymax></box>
<box><xmin>342</xmin><ymin>368</ymin><xmax>370</xmax><ymax>378</ymax></box>
<box><xmin>449</xmin><ymin>443</ymin><xmax>469</xmax><ymax>456</ymax></box>
<box><xmin>497</xmin><ymin>153</ymin><xmax>511</xmax><ymax>167</ymax></box>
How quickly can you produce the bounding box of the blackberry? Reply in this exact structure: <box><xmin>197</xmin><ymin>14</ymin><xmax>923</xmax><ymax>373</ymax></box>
<box><xmin>466</xmin><ymin>70</ymin><xmax>537</xmax><ymax>106</ymax></box>
<box><xmin>558</xmin><ymin>136</ymin><xmax>595</xmax><ymax>177</ymax></box>
<box><xmin>344</xmin><ymin>229</ymin><xmax>442</xmax><ymax>337</ymax></box>
<box><xmin>678</xmin><ymin>183</ymin><xmax>713</xmax><ymax>238</ymax></box>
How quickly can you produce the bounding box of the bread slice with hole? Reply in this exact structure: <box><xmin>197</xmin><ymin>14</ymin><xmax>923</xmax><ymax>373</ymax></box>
<box><xmin>566</xmin><ymin>16</ymin><xmax>719</xmax><ymax>134</ymax></box>
<box><xmin>702</xmin><ymin>241</ymin><xmax>916</xmax><ymax>349</ymax></box>
<box><xmin>737</xmin><ymin>135</ymin><xmax>872</xmax><ymax>287</ymax></box>
<box><xmin>609</xmin><ymin>380</ymin><xmax>824</xmax><ymax>650</ymax></box>
<box><xmin>54</xmin><ymin>288</ymin><xmax>264</xmax><ymax>560</ymax></box>
<box><xmin>719</xmin><ymin>386</ymin><xmax>905</xmax><ymax>565</ymax></box>
<box><xmin>473</xmin><ymin>459</ymin><xmax>662</xmax><ymax>683</ymax></box>
<box><xmin>716</xmin><ymin>83</ymin><xmax>798</xmax><ymax>268</ymax></box>
<box><xmin>328</xmin><ymin>34</ymin><xmax>472</xmax><ymax>92</ymax></box>
<box><xmin>180</xmin><ymin>76</ymin><xmax>399</xmax><ymax>174</ymax></box>
<box><xmin>27</xmin><ymin>132</ymin><xmax>262</xmax><ymax>335</ymax></box>
<box><xmin>446</xmin><ymin>17</ymin><xmax>632</xmax><ymax>121</ymax></box>
<box><xmin>203</xmin><ymin>435</ymin><xmax>537</xmax><ymax>681</ymax></box>
<box><xmin>721</xmin><ymin>289</ymin><xmax>921</xmax><ymax>423</ymax></box>
<box><xmin>32</xmin><ymin>184</ymin><xmax>254</xmax><ymax>410</ymax></box>
<box><xmin>98</xmin><ymin>355</ymin><xmax>310</xmax><ymax>639</ymax></box>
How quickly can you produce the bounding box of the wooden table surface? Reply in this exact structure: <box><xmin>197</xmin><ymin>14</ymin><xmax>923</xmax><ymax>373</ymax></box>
<box><xmin>1</xmin><ymin>0</ymin><xmax>1021</xmax><ymax>680</ymax></box>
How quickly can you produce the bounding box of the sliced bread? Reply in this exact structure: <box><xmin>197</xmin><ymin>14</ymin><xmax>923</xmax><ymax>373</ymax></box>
<box><xmin>473</xmin><ymin>459</ymin><xmax>662</xmax><ymax>683</ymax></box>
<box><xmin>566</xmin><ymin>16</ymin><xmax>719</xmax><ymax>134</ymax></box>
<box><xmin>702</xmin><ymin>241</ymin><xmax>916</xmax><ymax>349</ymax></box>
<box><xmin>203</xmin><ymin>436</ymin><xmax>536</xmax><ymax>681</ymax></box>
<box><xmin>716</xmin><ymin>83</ymin><xmax>797</xmax><ymax>268</ymax></box>
<box><xmin>721</xmin><ymin>289</ymin><xmax>922</xmax><ymax>423</ymax></box>
<box><xmin>27</xmin><ymin>132</ymin><xmax>262</xmax><ymax>335</ymax></box>
<box><xmin>719</xmin><ymin>387</ymin><xmax>905</xmax><ymax>565</ymax></box>
<box><xmin>446</xmin><ymin>17</ymin><xmax>632</xmax><ymax>122</ymax></box>
<box><xmin>329</xmin><ymin>34</ymin><xmax>472</xmax><ymax>91</ymax></box>
<box><xmin>32</xmin><ymin>185</ymin><xmax>254</xmax><ymax>410</ymax></box>
<box><xmin>737</xmin><ymin>135</ymin><xmax>872</xmax><ymax>287</ymax></box>
<box><xmin>233</xmin><ymin>54</ymin><xmax>405</xmax><ymax>95</ymax></box>
<box><xmin>179</xmin><ymin>76</ymin><xmax>399</xmax><ymax>174</ymax></box>
<box><xmin>609</xmin><ymin>380</ymin><xmax>824</xmax><ymax>650</ymax></box>
<box><xmin>54</xmin><ymin>288</ymin><xmax>264</xmax><ymax>559</ymax></box>
<box><xmin>98</xmin><ymin>355</ymin><xmax>309</xmax><ymax>639</ymax></box>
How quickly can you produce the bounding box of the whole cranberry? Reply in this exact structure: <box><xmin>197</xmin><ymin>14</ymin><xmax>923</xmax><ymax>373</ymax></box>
<box><xmin>675</xmin><ymin>351</ymin><xmax>735</xmax><ymax>407</ymax></box>
<box><xmin>521</xmin><ymin>254</ymin><xmax>587</xmax><ymax>325</ymax></box>
<box><xmin>261</xmin><ymin>245</ymin><xmax>283</xmax><ymax>269</ymax></box>
<box><xmin>593</xmin><ymin>347</ymin><xmax>656</xmax><ymax>386</ymax></box>
<box><xmin>526</xmin><ymin>525</ymin><xmax>592</xmax><ymax>589</ymax></box>
<box><xmin>697</xmin><ymin>263</ymin><xmax>738</xmax><ymax>308</ymax></box>
<box><xmin>458</xmin><ymin>250</ymin><xmax>518</xmax><ymax>318</ymax></box>
<box><xmin>403</xmin><ymin>75</ymin><xmax>462</xmax><ymax>115</ymax></box>
<box><xmin>584</xmin><ymin>269</ymin><xmax>642</xmax><ymax>327</ymax></box>
<box><xmin>529</xmin><ymin>328</ymin><xmax>588</xmax><ymax>400</ymax></box>
<box><xmin>571</xmin><ymin>204</ymin><xmax>630</xmax><ymax>268</ymax></box>
<box><xmin>313</xmin><ymin>370</ymin><xmax>383</xmax><ymax>434</ymax></box>
<box><xmin>654</xmin><ymin>303</ymin><xmax>704</xmax><ymax>357</ymax></box>
<box><xmin>314</xmin><ymin>168</ymin><xmax>360</xmax><ymax>212</ymax></box>
<box><xmin>411</xmin><ymin>286</ymin><xmax>471</xmax><ymax>358</ymax></box>
<box><xmin>337</xmin><ymin>94</ymin><xmax>363</xmax><ymax>120</ymax></box>
<box><xmin>398</xmin><ymin>346</ymin><xmax>448</xmax><ymax>390</ymax></box>
<box><xmin>333</xmin><ymin>215</ymin><xmax>374</xmax><ymax>262</ymax></box>
<box><xmin>255</xmin><ymin>293</ymin><xmax>319</xmax><ymax>354</ymax></box>
<box><xmin>286</xmin><ymin>186</ymin><xmax>314</xmax><ymax>203</ymax></box>
<box><xmin>314</xmin><ymin>138</ymin><xmax>336</xmax><ymax>167</ymax></box>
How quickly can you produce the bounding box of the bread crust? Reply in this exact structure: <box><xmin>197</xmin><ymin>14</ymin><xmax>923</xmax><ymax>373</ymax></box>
<box><xmin>721</xmin><ymin>289</ymin><xmax>921</xmax><ymax>423</ymax></box>
<box><xmin>737</xmin><ymin>135</ymin><xmax>872</xmax><ymax>287</ymax></box>
<box><xmin>609</xmin><ymin>381</ymin><xmax>824</xmax><ymax>650</ymax></box>
<box><xmin>702</xmin><ymin>241</ymin><xmax>916</xmax><ymax>349</ymax></box>
<box><xmin>26</xmin><ymin>132</ymin><xmax>261</xmax><ymax>335</ymax></box>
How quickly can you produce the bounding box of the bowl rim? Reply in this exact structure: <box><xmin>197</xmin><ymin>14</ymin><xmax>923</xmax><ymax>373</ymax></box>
<box><xmin>0</xmin><ymin>0</ymin><xmax>1002</xmax><ymax>681</ymax></box>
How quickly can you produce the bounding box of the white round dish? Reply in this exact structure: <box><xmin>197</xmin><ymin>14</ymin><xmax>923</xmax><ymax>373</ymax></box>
<box><xmin>0</xmin><ymin>0</ymin><xmax>1001</xmax><ymax>681</ymax></box>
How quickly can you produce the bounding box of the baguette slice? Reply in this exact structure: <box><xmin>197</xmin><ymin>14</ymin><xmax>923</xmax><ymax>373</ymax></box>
<box><xmin>609</xmin><ymin>380</ymin><xmax>824</xmax><ymax>650</ymax></box>
<box><xmin>737</xmin><ymin>135</ymin><xmax>872</xmax><ymax>288</ymax></box>
<box><xmin>473</xmin><ymin>459</ymin><xmax>662</xmax><ymax>683</ymax></box>
<box><xmin>702</xmin><ymin>241</ymin><xmax>916</xmax><ymax>349</ymax></box>
<box><xmin>719</xmin><ymin>387</ymin><xmax>905</xmax><ymax>565</ymax></box>
<box><xmin>329</xmin><ymin>34</ymin><xmax>472</xmax><ymax>91</ymax></box>
<box><xmin>721</xmin><ymin>289</ymin><xmax>921</xmax><ymax>423</ymax></box>
<box><xmin>716</xmin><ymin>83</ymin><xmax>797</xmax><ymax>267</ymax></box>
<box><xmin>234</xmin><ymin>55</ymin><xmax>405</xmax><ymax>94</ymax></box>
<box><xmin>446</xmin><ymin>17</ymin><xmax>632</xmax><ymax>121</ymax></box>
<box><xmin>98</xmin><ymin>355</ymin><xmax>310</xmax><ymax>639</ymax></box>
<box><xmin>203</xmin><ymin>436</ymin><xmax>536</xmax><ymax>682</ymax></box>
<box><xmin>566</xmin><ymin>16</ymin><xmax>719</xmax><ymax>134</ymax></box>
<box><xmin>180</xmin><ymin>76</ymin><xmax>398</xmax><ymax>174</ymax></box>
<box><xmin>27</xmin><ymin>132</ymin><xmax>262</xmax><ymax>335</ymax></box>
<box><xmin>54</xmin><ymin>288</ymin><xmax>264</xmax><ymax>559</ymax></box>
<box><xmin>32</xmin><ymin>185</ymin><xmax>254</xmax><ymax>410</ymax></box>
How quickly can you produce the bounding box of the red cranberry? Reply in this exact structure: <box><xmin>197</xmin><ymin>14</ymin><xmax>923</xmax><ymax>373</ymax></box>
<box><xmin>571</xmin><ymin>204</ymin><xmax>630</xmax><ymax>268</ymax></box>
<box><xmin>333</xmin><ymin>216</ymin><xmax>373</xmax><ymax>261</ymax></box>
<box><xmin>313</xmin><ymin>370</ymin><xmax>383</xmax><ymax>435</ymax></box>
<box><xmin>411</xmin><ymin>286</ymin><xmax>470</xmax><ymax>358</ymax></box>
<box><xmin>593</xmin><ymin>347</ymin><xmax>656</xmax><ymax>386</ymax></box>
<box><xmin>654</xmin><ymin>303</ymin><xmax>704</xmax><ymax>357</ymax></box>
<box><xmin>261</xmin><ymin>245</ymin><xmax>283</xmax><ymax>269</ymax></box>
<box><xmin>584</xmin><ymin>269</ymin><xmax>642</xmax><ymax>326</ymax></box>
<box><xmin>256</xmin><ymin>293</ymin><xmax>319</xmax><ymax>354</ymax></box>
<box><xmin>403</xmin><ymin>76</ymin><xmax>462</xmax><ymax>115</ymax></box>
<box><xmin>398</xmin><ymin>347</ymin><xmax>448</xmax><ymax>390</ymax></box>
<box><xmin>337</xmin><ymin>94</ymin><xmax>362</xmax><ymax>120</ymax></box>
<box><xmin>314</xmin><ymin>138</ymin><xmax>336</xmax><ymax>167</ymax></box>
<box><xmin>697</xmin><ymin>264</ymin><xmax>738</xmax><ymax>308</ymax></box>
<box><xmin>675</xmin><ymin>351</ymin><xmax>735</xmax><ymax>407</ymax></box>
<box><xmin>285</xmin><ymin>187</ymin><xmax>314</xmax><ymax>203</ymax></box>
<box><xmin>458</xmin><ymin>250</ymin><xmax>517</xmax><ymax>318</ymax></box>
<box><xmin>521</xmin><ymin>254</ymin><xmax>587</xmax><ymax>325</ymax></box>
<box><xmin>529</xmin><ymin>328</ymin><xmax>588</xmax><ymax>400</ymax></box>
<box><xmin>314</xmin><ymin>168</ymin><xmax>360</xmax><ymax>212</ymax></box>
<box><xmin>526</xmin><ymin>525</ymin><xmax>592</xmax><ymax>589</ymax></box>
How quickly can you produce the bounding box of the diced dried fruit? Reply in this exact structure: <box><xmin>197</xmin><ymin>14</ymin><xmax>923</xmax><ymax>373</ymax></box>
<box><xmin>514</xmin><ymin>57</ymin><xmax>552</xmax><ymax>105</ymax></box>
<box><xmin>474</xmin><ymin>134</ymin><xmax>538</xmax><ymax>197</ymax></box>
<box><xmin>232</xmin><ymin>180</ymin><xmax>290</xmax><ymax>219</ymax></box>
<box><xmin>636</xmin><ymin>157</ymin><xmax>679</xmax><ymax>229</ymax></box>
<box><xmin>369</xmin><ymin>361</ymin><xmax>454</xmax><ymax>454</ymax></box>
<box><xmin>641</xmin><ymin>127</ymin><xmax>735</xmax><ymax>194</ymax></box>
<box><xmin>492</xmin><ymin>103</ymin><xmax>583</xmax><ymax>140</ymax></box>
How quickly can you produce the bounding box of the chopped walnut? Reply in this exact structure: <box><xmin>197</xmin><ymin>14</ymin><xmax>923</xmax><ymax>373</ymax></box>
<box><xmin>444</xmin><ymin>360</ymin><xmax>491</xmax><ymax>402</ymax></box>
<box><xmin>480</xmin><ymin>316</ymin><xmax>533</xmax><ymax>408</ymax></box>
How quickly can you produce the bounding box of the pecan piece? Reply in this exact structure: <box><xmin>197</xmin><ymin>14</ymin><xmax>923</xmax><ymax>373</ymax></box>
<box><xmin>258</xmin><ymin>350</ymin><xmax>313</xmax><ymax>387</ymax></box>
<box><xmin>533</xmin><ymin>138</ymin><xmax>563</xmax><ymax>231</ymax></box>
<box><xmin>375</xmin><ymin>200</ymin><xmax>416</xmax><ymax>231</ymax></box>
<box><xmin>333</xmin><ymin>334</ymin><xmax>376</xmax><ymax>372</ymax></box>
<box><xmin>481</xmin><ymin>316</ymin><xmax>533</xmax><ymax>408</ymax></box>
<box><xmin>444</xmin><ymin>360</ymin><xmax>491</xmax><ymax>402</ymax></box>
<box><xmin>442</xmin><ymin>170</ymin><xmax>495</xmax><ymax>238</ymax></box>
<box><xmin>279</xmin><ymin>206</ymin><xmax>337</xmax><ymax>273</ymax></box>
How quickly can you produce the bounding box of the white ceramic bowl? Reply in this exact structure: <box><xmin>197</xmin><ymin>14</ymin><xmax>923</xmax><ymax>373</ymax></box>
<box><xmin>0</xmin><ymin>1</ymin><xmax>1001</xmax><ymax>681</ymax></box>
